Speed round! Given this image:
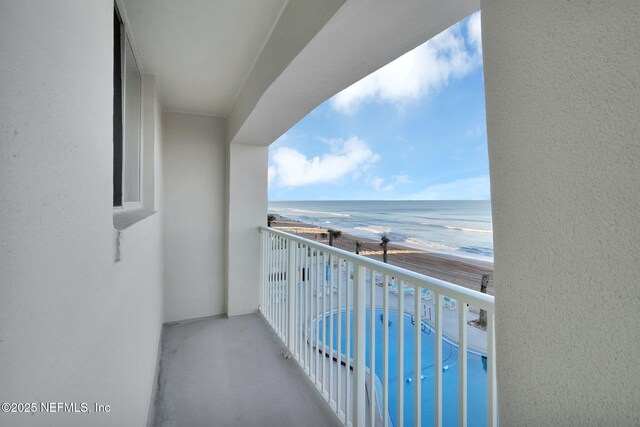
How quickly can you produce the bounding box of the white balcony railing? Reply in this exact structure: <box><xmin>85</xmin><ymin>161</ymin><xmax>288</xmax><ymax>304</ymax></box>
<box><xmin>259</xmin><ymin>227</ymin><xmax>497</xmax><ymax>427</ymax></box>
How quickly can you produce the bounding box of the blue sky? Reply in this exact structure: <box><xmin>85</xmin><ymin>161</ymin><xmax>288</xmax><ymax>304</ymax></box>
<box><xmin>268</xmin><ymin>12</ymin><xmax>489</xmax><ymax>201</ymax></box>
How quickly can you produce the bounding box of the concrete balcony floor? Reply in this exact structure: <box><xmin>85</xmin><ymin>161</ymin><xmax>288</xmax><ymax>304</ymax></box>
<box><xmin>152</xmin><ymin>313</ymin><xmax>341</xmax><ymax>427</ymax></box>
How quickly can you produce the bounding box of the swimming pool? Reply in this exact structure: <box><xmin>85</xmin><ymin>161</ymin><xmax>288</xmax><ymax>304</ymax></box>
<box><xmin>319</xmin><ymin>308</ymin><xmax>487</xmax><ymax>427</ymax></box>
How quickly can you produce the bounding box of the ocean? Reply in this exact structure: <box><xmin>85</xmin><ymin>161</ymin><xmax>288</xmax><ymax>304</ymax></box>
<box><xmin>268</xmin><ymin>200</ymin><xmax>494</xmax><ymax>262</ymax></box>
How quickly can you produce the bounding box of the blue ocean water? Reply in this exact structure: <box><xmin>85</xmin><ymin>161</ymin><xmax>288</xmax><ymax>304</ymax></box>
<box><xmin>268</xmin><ymin>200</ymin><xmax>493</xmax><ymax>262</ymax></box>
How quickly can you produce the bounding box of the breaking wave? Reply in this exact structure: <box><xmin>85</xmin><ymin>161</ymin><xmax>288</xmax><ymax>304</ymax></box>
<box><xmin>290</xmin><ymin>208</ymin><xmax>351</xmax><ymax>217</ymax></box>
<box><xmin>422</xmin><ymin>223</ymin><xmax>492</xmax><ymax>234</ymax></box>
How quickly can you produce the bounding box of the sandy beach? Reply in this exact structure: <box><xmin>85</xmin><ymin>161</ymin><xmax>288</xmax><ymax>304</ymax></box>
<box><xmin>270</xmin><ymin>215</ymin><xmax>494</xmax><ymax>296</ymax></box>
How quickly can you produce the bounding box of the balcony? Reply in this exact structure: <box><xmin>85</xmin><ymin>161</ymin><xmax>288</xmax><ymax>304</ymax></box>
<box><xmin>3</xmin><ymin>2</ymin><xmax>635</xmax><ymax>426</ymax></box>
<box><xmin>258</xmin><ymin>228</ymin><xmax>496</xmax><ymax>427</ymax></box>
<box><xmin>151</xmin><ymin>228</ymin><xmax>496</xmax><ymax>427</ymax></box>
<box><xmin>151</xmin><ymin>313</ymin><xmax>340</xmax><ymax>426</ymax></box>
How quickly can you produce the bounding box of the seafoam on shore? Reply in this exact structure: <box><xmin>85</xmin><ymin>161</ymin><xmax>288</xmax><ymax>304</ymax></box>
<box><xmin>269</xmin><ymin>200</ymin><xmax>494</xmax><ymax>263</ymax></box>
<box><xmin>270</xmin><ymin>216</ymin><xmax>494</xmax><ymax>295</ymax></box>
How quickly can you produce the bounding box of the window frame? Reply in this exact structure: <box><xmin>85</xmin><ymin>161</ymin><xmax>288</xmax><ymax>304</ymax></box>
<box><xmin>113</xmin><ymin>5</ymin><xmax>143</xmax><ymax>211</ymax></box>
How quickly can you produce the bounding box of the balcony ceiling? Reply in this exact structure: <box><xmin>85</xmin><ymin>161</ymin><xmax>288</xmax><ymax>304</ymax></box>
<box><xmin>121</xmin><ymin>0</ymin><xmax>479</xmax><ymax>145</ymax></box>
<box><xmin>122</xmin><ymin>0</ymin><xmax>287</xmax><ymax>116</ymax></box>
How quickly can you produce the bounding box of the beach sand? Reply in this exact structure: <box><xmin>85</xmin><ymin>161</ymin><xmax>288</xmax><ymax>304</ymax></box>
<box><xmin>271</xmin><ymin>215</ymin><xmax>494</xmax><ymax>296</ymax></box>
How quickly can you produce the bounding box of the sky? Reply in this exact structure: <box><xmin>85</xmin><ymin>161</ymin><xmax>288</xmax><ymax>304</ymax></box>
<box><xmin>268</xmin><ymin>11</ymin><xmax>489</xmax><ymax>201</ymax></box>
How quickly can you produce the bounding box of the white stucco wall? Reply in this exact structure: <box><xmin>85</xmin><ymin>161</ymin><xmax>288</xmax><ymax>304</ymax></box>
<box><xmin>162</xmin><ymin>112</ymin><xmax>227</xmax><ymax>322</ymax></box>
<box><xmin>483</xmin><ymin>1</ymin><xmax>640</xmax><ymax>424</ymax></box>
<box><xmin>227</xmin><ymin>144</ymin><xmax>268</xmax><ymax>316</ymax></box>
<box><xmin>0</xmin><ymin>1</ymin><xmax>164</xmax><ymax>426</ymax></box>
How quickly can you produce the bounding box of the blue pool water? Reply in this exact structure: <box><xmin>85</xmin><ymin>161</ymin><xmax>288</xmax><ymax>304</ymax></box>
<box><xmin>319</xmin><ymin>308</ymin><xmax>487</xmax><ymax>427</ymax></box>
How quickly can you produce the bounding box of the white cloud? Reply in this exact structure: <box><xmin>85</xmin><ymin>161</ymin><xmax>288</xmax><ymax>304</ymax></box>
<box><xmin>466</xmin><ymin>125</ymin><xmax>484</xmax><ymax>138</ymax></box>
<box><xmin>412</xmin><ymin>175</ymin><xmax>490</xmax><ymax>200</ymax></box>
<box><xmin>371</xmin><ymin>177</ymin><xmax>386</xmax><ymax>191</ymax></box>
<box><xmin>467</xmin><ymin>11</ymin><xmax>482</xmax><ymax>54</ymax></box>
<box><xmin>394</xmin><ymin>174</ymin><xmax>411</xmax><ymax>185</ymax></box>
<box><xmin>268</xmin><ymin>137</ymin><xmax>380</xmax><ymax>188</ymax></box>
<box><xmin>370</xmin><ymin>174</ymin><xmax>411</xmax><ymax>192</ymax></box>
<box><xmin>331</xmin><ymin>11</ymin><xmax>482</xmax><ymax>115</ymax></box>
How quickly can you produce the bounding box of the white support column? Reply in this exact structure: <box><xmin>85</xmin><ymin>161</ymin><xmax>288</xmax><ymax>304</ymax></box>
<box><xmin>353</xmin><ymin>265</ymin><xmax>367</xmax><ymax>427</ymax></box>
<box><xmin>483</xmin><ymin>1</ymin><xmax>640</xmax><ymax>424</ymax></box>
<box><xmin>227</xmin><ymin>143</ymin><xmax>268</xmax><ymax>316</ymax></box>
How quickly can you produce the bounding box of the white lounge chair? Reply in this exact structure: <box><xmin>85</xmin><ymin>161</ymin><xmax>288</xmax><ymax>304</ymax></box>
<box><xmin>443</xmin><ymin>296</ymin><xmax>457</xmax><ymax>310</ymax></box>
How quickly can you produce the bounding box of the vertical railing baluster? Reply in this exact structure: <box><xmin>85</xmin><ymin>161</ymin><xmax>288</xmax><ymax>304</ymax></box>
<box><xmin>398</xmin><ymin>279</ymin><xmax>404</xmax><ymax>427</ymax></box>
<box><xmin>268</xmin><ymin>234</ymin><xmax>273</xmax><ymax>325</ymax></box>
<box><xmin>488</xmin><ymin>309</ymin><xmax>498</xmax><ymax>427</ymax></box>
<box><xmin>315</xmin><ymin>248</ymin><xmax>320</xmax><ymax>385</ymax></box>
<box><xmin>300</xmin><ymin>245</ymin><xmax>309</xmax><ymax>370</ymax></box>
<box><xmin>345</xmin><ymin>261</ymin><xmax>351</xmax><ymax>426</ymax></box>
<box><xmin>288</xmin><ymin>237</ymin><xmax>296</xmax><ymax>353</ymax></box>
<box><xmin>278</xmin><ymin>237</ymin><xmax>283</xmax><ymax>336</ymax></box>
<box><xmin>282</xmin><ymin>238</ymin><xmax>286</xmax><ymax>338</ymax></box>
<box><xmin>284</xmin><ymin>239</ymin><xmax>288</xmax><ymax>342</ymax></box>
<box><xmin>414</xmin><ymin>284</ymin><xmax>421</xmax><ymax>427</ymax></box>
<box><xmin>274</xmin><ymin>235</ymin><xmax>277</xmax><ymax>328</ymax></box>
<box><xmin>369</xmin><ymin>269</ymin><xmax>376</xmax><ymax>427</ymax></box>
<box><xmin>259</xmin><ymin>231</ymin><xmax>263</xmax><ymax>314</ymax></box>
<box><xmin>353</xmin><ymin>264</ymin><xmax>366</xmax><ymax>427</ymax></box>
<box><xmin>275</xmin><ymin>236</ymin><xmax>279</xmax><ymax>332</ymax></box>
<box><xmin>383</xmin><ymin>274</ymin><xmax>389</xmax><ymax>427</ymax></box>
<box><xmin>434</xmin><ymin>291</ymin><xmax>443</xmax><ymax>427</ymax></box>
<box><xmin>296</xmin><ymin>243</ymin><xmax>304</xmax><ymax>362</ymax></box>
<box><xmin>273</xmin><ymin>236</ymin><xmax>277</xmax><ymax>332</ymax></box>
<box><xmin>337</xmin><ymin>257</ymin><xmax>343</xmax><ymax>420</ymax></box>
<box><xmin>329</xmin><ymin>254</ymin><xmax>334</xmax><ymax>406</ymax></box>
<box><xmin>309</xmin><ymin>247</ymin><xmax>313</xmax><ymax>376</ymax></box>
<box><xmin>276</xmin><ymin>237</ymin><xmax>280</xmax><ymax>335</ymax></box>
<box><xmin>323</xmin><ymin>251</ymin><xmax>328</xmax><ymax>395</ymax></box>
<box><xmin>304</xmin><ymin>246</ymin><xmax>312</xmax><ymax>376</ymax></box>
<box><xmin>273</xmin><ymin>234</ymin><xmax>277</xmax><ymax>328</ymax></box>
<box><xmin>459</xmin><ymin>302</ymin><xmax>468</xmax><ymax>427</ymax></box>
<box><xmin>299</xmin><ymin>244</ymin><xmax>304</xmax><ymax>362</ymax></box>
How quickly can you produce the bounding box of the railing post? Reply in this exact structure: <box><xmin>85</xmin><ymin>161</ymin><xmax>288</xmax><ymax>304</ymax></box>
<box><xmin>259</xmin><ymin>229</ymin><xmax>264</xmax><ymax>313</ymax></box>
<box><xmin>458</xmin><ymin>302</ymin><xmax>468</xmax><ymax>427</ymax></box>
<box><xmin>353</xmin><ymin>265</ymin><xmax>366</xmax><ymax>427</ymax></box>
<box><xmin>434</xmin><ymin>291</ymin><xmax>443</xmax><ymax>427</ymax></box>
<box><xmin>487</xmin><ymin>310</ymin><xmax>498</xmax><ymax>427</ymax></box>
<box><xmin>287</xmin><ymin>238</ymin><xmax>296</xmax><ymax>352</ymax></box>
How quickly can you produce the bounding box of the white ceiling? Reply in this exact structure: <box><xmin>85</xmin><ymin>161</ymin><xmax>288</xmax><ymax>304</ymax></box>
<box><xmin>121</xmin><ymin>0</ymin><xmax>478</xmax><ymax>146</ymax></box>
<box><xmin>122</xmin><ymin>0</ymin><xmax>287</xmax><ymax>116</ymax></box>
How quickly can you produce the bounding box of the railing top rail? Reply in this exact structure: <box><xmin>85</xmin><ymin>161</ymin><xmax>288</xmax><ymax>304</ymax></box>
<box><xmin>260</xmin><ymin>226</ymin><xmax>495</xmax><ymax>311</ymax></box>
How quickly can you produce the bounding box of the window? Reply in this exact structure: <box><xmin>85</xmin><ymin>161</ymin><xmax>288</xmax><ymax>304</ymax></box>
<box><xmin>113</xmin><ymin>6</ymin><xmax>142</xmax><ymax>208</ymax></box>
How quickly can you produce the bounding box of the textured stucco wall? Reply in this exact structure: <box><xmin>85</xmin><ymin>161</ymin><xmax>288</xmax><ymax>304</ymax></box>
<box><xmin>483</xmin><ymin>1</ymin><xmax>640</xmax><ymax>424</ymax></box>
<box><xmin>162</xmin><ymin>112</ymin><xmax>227</xmax><ymax>322</ymax></box>
<box><xmin>0</xmin><ymin>1</ymin><xmax>164</xmax><ymax>425</ymax></box>
<box><xmin>227</xmin><ymin>143</ymin><xmax>268</xmax><ymax>316</ymax></box>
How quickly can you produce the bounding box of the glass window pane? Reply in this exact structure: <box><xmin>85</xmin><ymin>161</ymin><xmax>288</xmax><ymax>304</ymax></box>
<box><xmin>123</xmin><ymin>35</ymin><xmax>141</xmax><ymax>203</ymax></box>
